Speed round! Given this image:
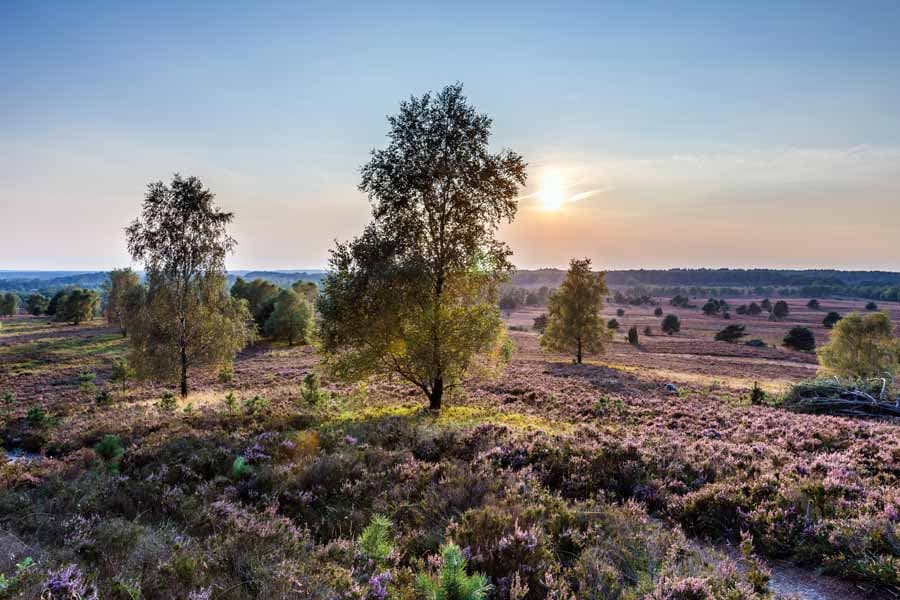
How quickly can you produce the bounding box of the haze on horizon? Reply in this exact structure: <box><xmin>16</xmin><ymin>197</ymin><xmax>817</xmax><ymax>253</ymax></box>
<box><xmin>3</xmin><ymin>2</ymin><xmax>900</xmax><ymax>272</ymax></box>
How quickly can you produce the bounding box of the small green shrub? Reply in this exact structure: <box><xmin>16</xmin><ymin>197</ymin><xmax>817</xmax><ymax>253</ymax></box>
<box><xmin>110</xmin><ymin>358</ymin><xmax>135</xmax><ymax>393</ymax></box>
<box><xmin>231</xmin><ymin>456</ymin><xmax>251</xmax><ymax>479</ymax></box>
<box><xmin>358</xmin><ymin>514</ymin><xmax>394</xmax><ymax>564</ymax></box>
<box><xmin>607</xmin><ymin>318</ymin><xmax>619</xmax><ymax>330</ymax></box>
<box><xmin>224</xmin><ymin>391</ymin><xmax>238</xmax><ymax>415</ymax></box>
<box><xmin>94</xmin><ymin>434</ymin><xmax>124</xmax><ymax>474</ymax></box>
<box><xmin>243</xmin><ymin>394</ymin><xmax>269</xmax><ymax>415</ymax></box>
<box><xmin>95</xmin><ymin>389</ymin><xmax>112</xmax><ymax>406</ymax></box>
<box><xmin>79</xmin><ymin>371</ymin><xmax>97</xmax><ymax>396</ymax></box>
<box><xmin>217</xmin><ymin>364</ymin><xmax>234</xmax><ymax>383</ymax></box>
<box><xmin>157</xmin><ymin>391</ymin><xmax>177</xmax><ymax>412</ymax></box>
<box><xmin>300</xmin><ymin>373</ymin><xmax>328</xmax><ymax>405</ymax></box>
<box><xmin>417</xmin><ymin>543</ymin><xmax>491</xmax><ymax>600</ymax></box>
<box><xmin>26</xmin><ymin>406</ymin><xmax>50</xmax><ymax>428</ymax></box>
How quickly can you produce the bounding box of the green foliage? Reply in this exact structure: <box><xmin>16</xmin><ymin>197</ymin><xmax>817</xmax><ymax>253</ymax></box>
<box><xmin>358</xmin><ymin>514</ymin><xmax>394</xmax><ymax>564</ymax></box>
<box><xmin>110</xmin><ymin>358</ymin><xmax>135</xmax><ymax>393</ymax></box>
<box><xmin>56</xmin><ymin>288</ymin><xmax>100</xmax><ymax>325</ymax></box>
<box><xmin>532</xmin><ymin>313</ymin><xmax>548</xmax><ymax>332</ymax></box>
<box><xmin>217</xmin><ymin>364</ymin><xmax>234</xmax><ymax>383</ymax></box>
<box><xmin>126</xmin><ymin>174</ymin><xmax>256</xmax><ymax>396</ymax></box>
<box><xmin>291</xmin><ymin>280</ymin><xmax>319</xmax><ymax>305</ymax></box>
<box><xmin>242</xmin><ymin>394</ymin><xmax>269</xmax><ymax>415</ymax></box>
<box><xmin>0</xmin><ymin>292</ymin><xmax>19</xmax><ymax>317</ymax></box>
<box><xmin>627</xmin><ymin>326</ymin><xmax>639</xmax><ymax>345</ymax></box>
<box><xmin>823</xmin><ymin>311</ymin><xmax>842</xmax><ymax>328</ymax></box>
<box><xmin>541</xmin><ymin>259</ymin><xmax>611</xmax><ymax>364</ymax></box>
<box><xmin>79</xmin><ymin>371</ymin><xmax>97</xmax><ymax>396</ymax></box>
<box><xmin>26</xmin><ymin>406</ymin><xmax>50</xmax><ymax>427</ymax></box>
<box><xmin>606</xmin><ymin>318</ymin><xmax>619</xmax><ymax>330</ymax></box>
<box><xmin>865</xmin><ymin>301</ymin><xmax>878</xmax><ymax>311</ymax></box>
<box><xmin>0</xmin><ymin>556</ymin><xmax>34</xmax><ymax>595</ymax></box>
<box><xmin>318</xmin><ymin>84</ymin><xmax>525</xmax><ymax>410</ymax></box>
<box><xmin>654</xmin><ymin>307</ymin><xmax>663</xmax><ymax>317</ymax></box>
<box><xmin>715</xmin><ymin>324</ymin><xmax>747</xmax><ymax>343</ymax></box>
<box><xmin>747</xmin><ymin>301</ymin><xmax>762</xmax><ymax>315</ymax></box>
<box><xmin>818</xmin><ymin>311</ymin><xmax>899</xmax><ymax>377</ymax></box>
<box><xmin>224</xmin><ymin>391</ymin><xmax>238</xmax><ymax>415</ymax></box>
<box><xmin>299</xmin><ymin>372</ymin><xmax>328</xmax><ymax>406</ymax></box>
<box><xmin>807</xmin><ymin>298</ymin><xmax>820</xmax><ymax>310</ymax></box>
<box><xmin>661</xmin><ymin>314</ymin><xmax>680</xmax><ymax>335</ymax></box>
<box><xmin>772</xmin><ymin>300</ymin><xmax>789</xmax><ymax>319</ymax></box>
<box><xmin>2</xmin><ymin>390</ymin><xmax>15</xmax><ymax>404</ymax></box>
<box><xmin>264</xmin><ymin>288</ymin><xmax>312</xmax><ymax>345</ymax></box>
<box><xmin>230</xmin><ymin>456</ymin><xmax>251</xmax><ymax>479</ymax></box>
<box><xmin>94</xmin><ymin>434</ymin><xmax>124</xmax><ymax>473</ymax></box>
<box><xmin>157</xmin><ymin>391</ymin><xmax>177</xmax><ymax>412</ymax></box>
<box><xmin>615</xmin><ymin>308</ymin><xmax>625</xmax><ymax>317</ymax></box>
<box><xmin>24</xmin><ymin>293</ymin><xmax>49</xmax><ymax>316</ymax></box>
<box><xmin>102</xmin><ymin>268</ymin><xmax>140</xmax><ymax>333</ymax></box>
<box><xmin>643</xmin><ymin>326</ymin><xmax>652</xmax><ymax>336</ymax></box>
<box><xmin>231</xmin><ymin>277</ymin><xmax>281</xmax><ymax>329</ymax></box>
<box><xmin>417</xmin><ymin>543</ymin><xmax>491</xmax><ymax>600</ymax></box>
<box><xmin>783</xmin><ymin>326</ymin><xmax>816</xmax><ymax>352</ymax></box>
<box><xmin>750</xmin><ymin>382</ymin><xmax>766</xmax><ymax>405</ymax></box>
<box><xmin>95</xmin><ymin>388</ymin><xmax>112</xmax><ymax>406</ymax></box>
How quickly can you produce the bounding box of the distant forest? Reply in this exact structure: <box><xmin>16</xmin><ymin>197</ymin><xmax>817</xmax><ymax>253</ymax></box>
<box><xmin>3</xmin><ymin>267</ymin><xmax>900</xmax><ymax>301</ymax></box>
<box><xmin>0</xmin><ymin>270</ymin><xmax>327</xmax><ymax>295</ymax></box>
<box><xmin>511</xmin><ymin>268</ymin><xmax>900</xmax><ymax>301</ymax></box>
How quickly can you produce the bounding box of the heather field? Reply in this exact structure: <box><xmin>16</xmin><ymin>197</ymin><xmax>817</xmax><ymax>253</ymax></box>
<box><xmin>1</xmin><ymin>298</ymin><xmax>898</xmax><ymax>599</ymax></box>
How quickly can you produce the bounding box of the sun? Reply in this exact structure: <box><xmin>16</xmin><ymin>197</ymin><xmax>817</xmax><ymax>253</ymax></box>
<box><xmin>536</xmin><ymin>169</ymin><xmax>567</xmax><ymax>211</ymax></box>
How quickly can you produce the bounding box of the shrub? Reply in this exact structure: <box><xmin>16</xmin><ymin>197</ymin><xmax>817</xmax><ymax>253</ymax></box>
<box><xmin>110</xmin><ymin>358</ymin><xmax>135</xmax><ymax>394</ymax></box>
<box><xmin>94</xmin><ymin>389</ymin><xmax>112</xmax><ymax>406</ymax></box>
<box><xmin>231</xmin><ymin>456</ymin><xmax>252</xmax><ymax>479</ymax></box>
<box><xmin>78</xmin><ymin>371</ymin><xmax>97</xmax><ymax>396</ymax></box>
<box><xmin>661</xmin><ymin>314</ymin><xmax>680</xmax><ymax>335</ymax></box>
<box><xmin>750</xmin><ymin>382</ymin><xmax>766</xmax><ymax>405</ymax></box>
<box><xmin>94</xmin><ymin>434</ymin><xmax>124</xmax><ymax>474</ymax></box>
<box><xmin>715</xmin><ymin>324</ymin><xmax>746</xmax><ymax>343</ymax></box>
<box><xmin>783</xmin><ymin>327</ymin><xmax>815</xmax><ymax>352</ymax></box>
<box><xmin>616</xmin><ymin>308</ymin><xmax>625</xmax><ymax>317</ymax></box>
<box><xmin>747</xmin><ymin>302</ymin><xmax>762</xmax><ymax>316</ymax></box>
<box><xmin>417</xmin><ymin>543</ymin><xmax>491</xmax><ymax>600</ymax></box>
<box><xmin>643</xmin><ymin>326</ymin><xmax>652</xmax><ymax>336</ymax></box>
<box><xmin>823</xmin><ymin>311</ymin><xmax>842</xmax><ymax>328</ymax></box>
<box><xmin>224</xmin><ymin>391</ymin><xmax>239</xmax><ymax>415</ymax></box>
<box><xmin>607</xmin><ymin>319</ymin><xmax>619</xmax><ymax>330</ymax></box>
<box><xmin>26</xmin><ymin>406</ymin><xmax>49</xmax><ymax>428</ymax></box>
<box><xmin>627</xmin><ymin>326</ymin><xmax>639</xmax><ymax>346</ymax></box>
<box><xmin>736</xmin><ymin>304</ymin><xmax>748</xmax><ymax>315</ymax></box>
<box><xmin>217</xmin><ymin>364</ymin><xmax>234</xmax><ymax>383</ymax></box>
<box><xmin>807</xmin><ymin>299</ymin><xmax>820</xmax><ymax>310</ymax></box>
<box><xmin>760</xmin><ymin>299</ymin><xmax>771</xmax><ymax>311</ymax></box>
<box><xmin>772</xmin><ymin>300</ymin><xmax>789</xmax><ymax>319</ymax></box>
<box><xmin>865</xmin><ymin>301</ymin><xmax>878</xmax><ymax>311</ymax></box>
<box><xmin>243</xmin><ymin>394</ymin><xmax>269</xmax><ymax>415</ymax></box>
<box><xmin>300</xmin><ymin>372</ymin><xmax>328</xmax><ymax>405</ymax></box>
<box><xmin>158</xmin><ymin>391</ymin><xmax>177</xmax><ymax>412</ymax></box>
<box><xmin>358</xmin><ymin>514</ymin><xmax>394</xmax><ymax>565</ymax></box>
<box><xmin>818</xmin><ymin>311</ymin><xmax>899</xmax><ymax>377</ymax></box>
<box><xmin>532</xmin><ymin>314</ymin><xmax>548</xmax><ymax>332</ymax></box>
<box><xmin>654</xmin><ymin>307</ymin><xmax>663</xmax><ymax>317</ymax></box>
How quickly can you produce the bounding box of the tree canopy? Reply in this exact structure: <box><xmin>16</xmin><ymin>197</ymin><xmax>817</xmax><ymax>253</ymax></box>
<box><xmin>318</xmin><ymin>84</ymin><xmax>526</xmax><ymax>410</ymax></box>
<box><xmin>265</xmin><ymin>288</ymin><xmax>312</xmax><ymax>346</ymax></box>
<box><xmin>125</xmin><ymin>174</ymin><xmax>255</xmax><ymax>396</ymax></box>
<box><xmin>102</xmin><ymin>268</ymin><xmax>140</xmax><ymax>334</ymax></box>
<box><xmin>817</xmin><ymin>311</ymin><xmax>899</xmax><ymax>378</ymax></box>
<box><xmin>540</xmin><ymin>258</ymin><xmax>610</xmax><ymax>364</ymax></box>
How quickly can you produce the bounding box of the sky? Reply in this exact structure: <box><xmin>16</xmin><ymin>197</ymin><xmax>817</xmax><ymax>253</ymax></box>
<box><xmin>2</xmin><ymin>1</ymin><xmax>900</xmax><ymax>271</ymax></box>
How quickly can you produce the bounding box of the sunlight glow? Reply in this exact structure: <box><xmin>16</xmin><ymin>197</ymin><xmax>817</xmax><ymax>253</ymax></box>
<box><xmin>536</xmin><ymin>169</ymin><xmax>568</xmax><ymax>211</ymax></box>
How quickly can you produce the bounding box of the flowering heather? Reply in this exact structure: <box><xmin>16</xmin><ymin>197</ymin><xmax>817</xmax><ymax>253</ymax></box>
<box><xmin>0</xmin><ymin>316</ymin><xmax>896</xmax><ymax>598</ymax></box>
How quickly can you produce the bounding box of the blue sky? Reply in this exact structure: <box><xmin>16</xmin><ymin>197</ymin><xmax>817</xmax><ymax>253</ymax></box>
<box><xmin>3</xmin><ymin>1</ymin><xmax>900</xmax><ymax>270</ymax></box>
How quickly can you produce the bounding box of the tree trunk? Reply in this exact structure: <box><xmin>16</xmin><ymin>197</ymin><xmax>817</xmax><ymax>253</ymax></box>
<box><xmin>180</xmin><ymin>342</ymin><xmax>188</xmax><ymax>398</ymax></box>
<box><xmin>429</xmin><ymin>375</ymin><xmax>443</xmax><ymax>411</ymax></box>
<box><xmin>576</xmin><ymin>338</ymin><xmax>583</xmax><ymax>364</ymax></box>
